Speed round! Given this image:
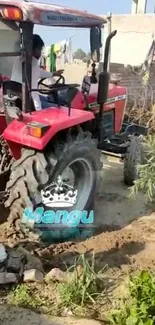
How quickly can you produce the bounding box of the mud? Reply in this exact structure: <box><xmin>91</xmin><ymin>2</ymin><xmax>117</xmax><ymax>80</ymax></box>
<box><xmin>29</xmin><ymin>157</ymin><xmax>152</xmax><ymax>273</ymax></box>
<box><xmin>0</xmin><ymin>154</ymin><xmax>155</xmax><ymax>324</ymax></box>
<box><xmin>0</xmin><ymin>156</ymin><xmax>153</xmax><ymax>276</ymax></box>
<box><xmin>0</xmin><ymin>157</ymin><xmax>155</xmax><ymax>324</ymax></box>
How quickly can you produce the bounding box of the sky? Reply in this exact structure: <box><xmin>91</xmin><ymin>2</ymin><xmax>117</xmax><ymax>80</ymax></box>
<box><xmin>34</xmin><ymin>0</ymin><xmax>155</xmax><ymax>52</ymax></box>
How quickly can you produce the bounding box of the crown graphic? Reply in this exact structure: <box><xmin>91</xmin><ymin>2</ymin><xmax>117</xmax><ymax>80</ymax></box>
<box><xmin>41</xmin><ymin>175</ymin><xmax>78</xmax><ymax>208</ymax></box>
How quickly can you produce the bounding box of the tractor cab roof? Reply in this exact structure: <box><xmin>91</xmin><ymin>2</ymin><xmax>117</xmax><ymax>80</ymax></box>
<box><xmin>0</xmin><ymin>0</ymin><xmax>106</xmax><ymax>27</ymax></box>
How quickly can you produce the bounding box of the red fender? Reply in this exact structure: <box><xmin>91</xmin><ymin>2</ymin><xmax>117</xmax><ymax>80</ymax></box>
<box><xmin>3</xmin><ymin>106</ymin><xmax>95</xmax><ymax>159</ymax></box>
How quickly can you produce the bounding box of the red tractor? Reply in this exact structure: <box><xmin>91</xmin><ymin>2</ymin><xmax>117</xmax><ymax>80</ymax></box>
<box><xmin>0</xmin><ymin>1</ymin><xmax>147</xmax><ymax>232</ymax></box>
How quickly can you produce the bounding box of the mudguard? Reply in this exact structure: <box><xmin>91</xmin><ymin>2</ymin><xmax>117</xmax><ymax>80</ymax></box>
<box><xmin>3</xmin><ymin>106</ymin><xmax>95</xmax><ymax>151</ymax></box>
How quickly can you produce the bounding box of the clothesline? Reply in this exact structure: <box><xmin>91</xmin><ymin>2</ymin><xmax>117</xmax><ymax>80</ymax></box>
<box><xmin>40</xmin><ymin>38</ymin><xmax>73</xmax><ymax>72</ymax></box>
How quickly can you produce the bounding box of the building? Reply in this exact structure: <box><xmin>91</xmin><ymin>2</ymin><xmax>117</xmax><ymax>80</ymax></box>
<box><xmin>101</xmin><ymin>14</ymin><xmax>155</xmax><ymax>107</ymax></box>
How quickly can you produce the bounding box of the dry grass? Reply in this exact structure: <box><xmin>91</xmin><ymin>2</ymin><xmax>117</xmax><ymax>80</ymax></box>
<box><xmin>125</xmin><ymin>105</ymin><xmax>155</xmax><ymax>133</ymax></box>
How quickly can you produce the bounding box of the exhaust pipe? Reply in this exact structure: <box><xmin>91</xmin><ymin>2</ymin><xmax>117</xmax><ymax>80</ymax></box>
<box><xmin>103</xmin><ymin>30</ymin><xmax>117</xmax><ymax>72</ymax></box>
<box><xmin>97</xmin><ymin>30</ymin><xmax>117</xmax><ymax>146</ymax></box>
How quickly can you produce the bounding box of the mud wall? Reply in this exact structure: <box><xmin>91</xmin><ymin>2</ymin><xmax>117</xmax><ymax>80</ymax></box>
<box><xmin>109</xmin><ymin>62</ymin><xmax>155</xmax><ymax>108</ymax></box>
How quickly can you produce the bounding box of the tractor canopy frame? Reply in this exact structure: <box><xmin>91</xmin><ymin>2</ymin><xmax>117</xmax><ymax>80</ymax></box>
<box><xmin>0</xmin><ymin>0</ymin><xmax>106</xmax><ymax>113</ymax></box>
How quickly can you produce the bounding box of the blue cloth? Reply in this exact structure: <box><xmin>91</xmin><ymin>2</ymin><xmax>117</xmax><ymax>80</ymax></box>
<box><xmin>39</xmin><ymin>95</ymin><xmax>54</xmax><ymax>109</ymax></box>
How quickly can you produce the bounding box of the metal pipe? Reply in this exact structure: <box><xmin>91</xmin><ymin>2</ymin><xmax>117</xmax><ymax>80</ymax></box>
<box><xmin>103</xmin><ymin>30</ymin><xmax>117</xmax><ymax>72</ymax></box>
<box><xmin>107</xmin><ymin>12</ymin><xmax>112</xmax><ymax>71</ymax></box>
<box><xmin>101</xmin><ymin>150</ymin><xmax>124</xmax><ymax>158</ymax></box>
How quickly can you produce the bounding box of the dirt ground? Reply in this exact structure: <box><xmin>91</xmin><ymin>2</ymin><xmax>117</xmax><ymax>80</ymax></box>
<box><xmin>1</xmin><ymin>155</ymin><xmax>154</xmax><ymax>273</ymax></box>
<box><xmin>63</xmin><ymin>63</ymin><xmax>87</xmax><ymax>84</ymax></box>
<box><xmin>1</xmin><ymin>156</ymin><xmax>155</xmax><ymax>324</ymax></box>
<box><xmin>34</xmin><ymin>155</ymin><xmax>155</xmax><ymax>274</ymax></box>
<box><xmin>0</xmin><ymin>305</ymin><xmax>102</xmax><ymax>325</ymax></box>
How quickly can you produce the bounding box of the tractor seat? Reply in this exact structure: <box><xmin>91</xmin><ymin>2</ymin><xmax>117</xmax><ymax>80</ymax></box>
<box><xmin>2</xmin><ymin>80</ymin><xmax>35</xmax><ymax>112</ymax></box>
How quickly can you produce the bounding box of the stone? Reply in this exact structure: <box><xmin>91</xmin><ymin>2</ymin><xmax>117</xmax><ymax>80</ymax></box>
<box><xmin>6</xmin><ymin>250</ymin><xmax>25</xmax><ymax>274</ymax></box>
<box><xmin>23</xmin><ymin>269</ymin><xmax>44</xmax><ymax>282</ymax></box>
<box><xmin>0</xmin><ymin>272</ymin><xmax>18</xmax><ymax>284</ymax></box>
<box><xmin>0</xmin><ymin>244</ymin><xmax>7</xmax><ymax>263</ymax></box>
<box><xmin>17</xmin><ymin>247</ymin><xmax>44</xmax><ymax>273</ymax></box>
<box><xmin>45</xmin><ymin>266</ymin><xmax>84</xmax><ymax>283</ymax></box>
<box><xmin>62</xmin><ymin>308</ymin><xmax>73</xmax><ymax>316</ymax></box>
<box><xmin>45</xmin><ymin>268</ymin><xmax>66</xmax><ymax>282</ymax></box>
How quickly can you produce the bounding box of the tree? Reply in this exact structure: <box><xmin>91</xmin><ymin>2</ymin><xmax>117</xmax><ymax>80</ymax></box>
<box><xmin>74</xmin><ymin>48</ymin><xmax>87</xmax><ymax>60</ymax></box>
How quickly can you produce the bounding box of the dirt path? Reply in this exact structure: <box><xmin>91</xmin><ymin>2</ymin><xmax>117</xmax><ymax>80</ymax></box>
<box><xmin>0</xmin><ymin>305</ymin><xmax>102</xmax><ymax>325</ymax></box>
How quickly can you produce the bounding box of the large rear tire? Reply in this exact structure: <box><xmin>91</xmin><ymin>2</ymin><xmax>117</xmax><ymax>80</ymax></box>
<box><xmin>5</xmin><ymin>129</ymin><xmax>101</xmax><ymax>233</ymax></box>
<box><xmin>123</xmin><ymin>135</ymin><xmax>144</xmax><ymax>186</ymax></box>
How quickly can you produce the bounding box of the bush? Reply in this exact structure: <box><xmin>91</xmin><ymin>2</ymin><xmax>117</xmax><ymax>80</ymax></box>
<box><xmin>129</xmin><ymin>135</ymin><xmax>155</xmax><ymax>203</ymax></box>
<box><xmin>109</xmin><ymin>270</ymin><xmax>155</xmax><ymax>325</ymax></box>
<box><xmin>57</xmin><ymin>254</ymin><xmax>106</xmax><ymax>308</ymax></box>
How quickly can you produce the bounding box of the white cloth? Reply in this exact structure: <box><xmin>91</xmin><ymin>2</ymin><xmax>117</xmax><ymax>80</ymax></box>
<box><xmin>42</xmin><ymin>46</ymin><xmax>51</xmax><ymax>72</ymax></box>
<box><xmin>11</xmin><ymin>57</ymin><xmax>53</xmax><ymax>110</ymax></box>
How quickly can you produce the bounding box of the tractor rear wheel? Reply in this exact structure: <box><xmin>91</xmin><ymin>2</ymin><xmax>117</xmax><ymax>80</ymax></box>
<box><xmin>5</xmin><ymin>129</ymin><xmax>101</xmax><ymax>232</ymax></box>
<box><xmin>123</xmin><ymin>135</ymin><xmax>144</xmax><ymax>186</ymax></box>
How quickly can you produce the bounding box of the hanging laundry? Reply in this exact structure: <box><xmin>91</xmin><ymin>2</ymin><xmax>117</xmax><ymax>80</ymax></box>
<box><xmin>41</xmin><ymin>37</ymin><xmax>73</xmax><ymax>72</ymax></box>
<box><xmin>50</xmin><ymin>44</ymin><xmax>56</xmax><ymax>73</ymax></box>
<box><xmin>40</xmin><ymin>55</ymin><xmax>46</xmax><ymax>70</ymax></box>
<box><xmin>55</xmin><ymin>40</ymin><xmax>67</xmax><ymax>69</ymax></box>
<box><xmin>66</xmin><ymin>38</ymin><xmax>73</xmax><ymax>64</ymax></box>
<box><xmin>60</xmin><ymin>40</ymin><xmax>67</xmax><ymax>54</ymax></box>
<box><xmin>54</xmin><ymin>42</ymin><xmax>61</xmax><ymax>54</ymax></box>
<box><xmin>41</xmin><ymin>46</ymin><xmax>51</xmax><ymax>72</ymax></box>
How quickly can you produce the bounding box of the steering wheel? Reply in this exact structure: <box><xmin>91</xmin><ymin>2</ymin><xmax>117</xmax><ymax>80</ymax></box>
<box><xmin>38</xmin><ymin>74</ymin><xmax>65</xmax><ymax>89</ymax></box>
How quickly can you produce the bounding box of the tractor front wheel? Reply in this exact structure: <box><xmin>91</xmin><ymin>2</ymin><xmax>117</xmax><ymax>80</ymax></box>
<box><xmin>5</xmin><ymin>129</ymin><xmax>101</xmax><ymax>232</ymax></box>
<box><xmin>123</xmin><ymin>135</ymin><xmax>144</xmax><ymax>186</ymax></box>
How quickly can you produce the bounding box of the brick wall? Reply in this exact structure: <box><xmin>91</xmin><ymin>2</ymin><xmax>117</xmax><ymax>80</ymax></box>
<box><xmin>108</xmin><ymin>62</ymin><xmax>155</xmax><ymax>108</ymax></box>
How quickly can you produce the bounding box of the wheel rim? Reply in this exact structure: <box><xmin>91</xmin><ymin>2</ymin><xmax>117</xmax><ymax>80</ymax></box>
<box><xmin>41</xmin><ymin>157</ymin><xmax>94</xmax><ymax>211</ymax></box>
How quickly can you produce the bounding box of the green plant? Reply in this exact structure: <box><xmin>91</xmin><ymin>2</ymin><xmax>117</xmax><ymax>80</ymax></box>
<box><xmin>57</xmin><ymin>253</ymin><xmax>106</xmax><ymax>308</ymax></box>
<box><xmin>108</xmin><ymin>270</ymin><xmax>155</xmax><ymax>325</ymax></box>
<box><xmin>8</xmin><ymin>284</ymin><xmax>42</xmax><ymax>309</ymax></box>
<box><xmin>129</xmin><ymin>135</ymin><xmax>155</xmax><ymax>203</ymax></box>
